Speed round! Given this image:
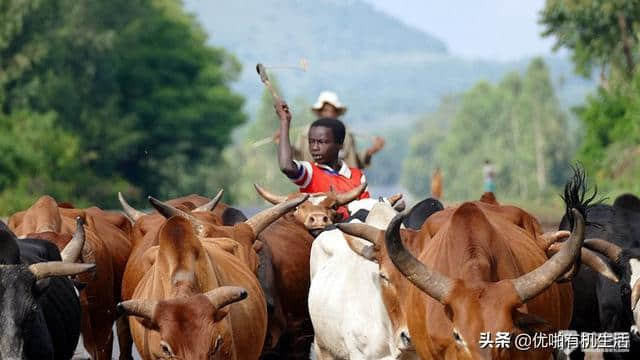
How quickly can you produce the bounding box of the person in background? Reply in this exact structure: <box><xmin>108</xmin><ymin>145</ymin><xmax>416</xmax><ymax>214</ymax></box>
<box><xmin>431</xmin><ymin>167</ymin><xmax>443</xmax><ymax>199</ymax></box>
<box><xmin>276</xmin><ymin>91</ymin><xmax>385</xmax><ymax>169</ymax></box>
<box><xmin>274</xmin><ymin>100</ymin><xmax>370</xmax><ymax>220</ymax></box>
<box><xmin>483</xmin><ymin>159</ymin><xmax>496</xmax><ymax>193</ymax></box>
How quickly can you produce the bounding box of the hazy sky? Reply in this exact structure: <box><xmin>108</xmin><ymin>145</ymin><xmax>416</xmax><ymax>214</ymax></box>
<box><xmin>362</xmin><ymin>0</ymin><xmax>561</xmax><ymax>61</ymax></box>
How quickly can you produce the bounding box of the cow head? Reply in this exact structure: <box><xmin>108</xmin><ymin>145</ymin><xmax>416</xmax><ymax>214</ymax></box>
<box><xmin>338</xmin><ymin>228</ymin><xmax>412</xmax><ymax>353</ymax></box>
<box><xmin>254</xmin><ymin>183</ymin><xmax>367</xmax><ymax>236</ymax></box>
<box><xmin>0</xmin><ymin>223</ymin><xmax>95</xmax><ymax>360</ymax></box>
<box><xmin>381</xmin><ymin>206</ymin><xmax>585</xmax><ymax>359</ymax></box>
<box><xmin>118</xmin><ymin>286</ymin><xmax>248</xmax><ymax>359</ymax></box>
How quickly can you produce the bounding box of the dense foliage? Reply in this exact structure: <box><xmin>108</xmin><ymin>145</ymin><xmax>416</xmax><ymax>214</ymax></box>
<box><xmin>0</xmin><ymin>0</ymin><xmax>245</xmax><ymax>213</ymax></box>
<box><xmin>541</xmin><ymin>0</ymin><xmax>640</xmax><ymax>197</ymax></box>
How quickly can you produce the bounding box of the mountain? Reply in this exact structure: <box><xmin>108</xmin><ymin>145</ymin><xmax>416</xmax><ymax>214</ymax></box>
<box><xmin>184</xmin><ymin>0</ymin><xmax>594</xmax><ymax>129</ymax></box>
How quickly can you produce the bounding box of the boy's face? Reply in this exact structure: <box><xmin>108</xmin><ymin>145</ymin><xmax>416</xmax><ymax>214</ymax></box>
<box><xmin>308</xmin><ymin>126</ymin><xmax>342</xmax><ymax>165</ymax></box>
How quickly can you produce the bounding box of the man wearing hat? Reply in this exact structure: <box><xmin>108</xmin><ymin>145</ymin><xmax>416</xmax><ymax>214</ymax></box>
<box><xmin>283</xmin><ymin>91</ymin><xmax>385</xmax><ymax>169</ymax></box>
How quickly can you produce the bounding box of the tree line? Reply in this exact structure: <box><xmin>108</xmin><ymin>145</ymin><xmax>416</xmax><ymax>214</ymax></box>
<box><xmin>402</xmin><ymin>0</ymin><xmax>640</xmax><ymax>203</ymax></box>
<box><xmin>402</xmin><ymin>58</ymin><xmax>574</xmax><ymax>202</ymax></box>
<box><xmin>0</xmin><ymin>0</ymin><xmax>246</xmax><ymax>214</ymax></box>
<box><xmin>541</xmin><ymin>0</ymin><xmax>640</xmax><ymax>197</ymax></box>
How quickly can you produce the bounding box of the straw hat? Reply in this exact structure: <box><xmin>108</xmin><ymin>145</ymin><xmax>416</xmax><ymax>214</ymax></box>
<box><xmin>311</xmin><ymin>91</ymin><xmax>347</xmax><ymax>115</ymax></box>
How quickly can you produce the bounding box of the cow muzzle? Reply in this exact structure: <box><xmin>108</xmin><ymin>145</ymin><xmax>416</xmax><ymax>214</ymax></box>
<box><xmin>304</xmin><ymin>213</ymin><xmax>332</xmax><ymax>232</ymax></box>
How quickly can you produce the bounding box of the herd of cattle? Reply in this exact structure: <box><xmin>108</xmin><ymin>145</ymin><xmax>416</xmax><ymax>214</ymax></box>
<box><xmin>1</xmin><ymin>168</ymin><xmax>640</xmax><ymax>360</ymax></box>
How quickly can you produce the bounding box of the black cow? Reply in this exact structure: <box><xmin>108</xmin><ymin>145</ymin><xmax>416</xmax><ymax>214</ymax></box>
<box><xmin>0</xmin><ymin>220</ymin><xmax>94</xmax><ymax>360</ymax></box>
<box><xmin>559</xmin><ymin>193</ymin><xmax>640</xmax><ymax>359</ymax></box>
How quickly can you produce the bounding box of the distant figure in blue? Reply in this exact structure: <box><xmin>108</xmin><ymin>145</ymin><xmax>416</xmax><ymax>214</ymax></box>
<box><xmin>483</xmin><ymin>159</ymin><xmax>496</xmax><ymax>193</ymax></box>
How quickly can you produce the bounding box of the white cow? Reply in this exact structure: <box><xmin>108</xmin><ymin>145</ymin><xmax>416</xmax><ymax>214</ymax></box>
<box><xmin>308</xmin><ymin>201</ymin><xmax>416</xmax><ymax>360</ymax></box>
<box><xmin>309</xmin><ymin>196</ymin><xmax>404</xmax><ymax>280</ymax></box>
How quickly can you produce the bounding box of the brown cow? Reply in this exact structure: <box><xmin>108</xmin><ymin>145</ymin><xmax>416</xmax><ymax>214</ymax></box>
<box><xmin>121</xmin><ymin>193</ymin><xmax>308</xmax><ymax>358</ymax></box>
<box><xmin>118</xmin><ymin>191</ymin><xmax>226</xmax><ymax>302</ymax></box>
<box><xmin>377</xmin><ymin>202</ymin><xmax>586</xmax><ymax>359</ymax></box>
<box><xmin>8</xmin><ymin>195</ymin><xmax>132</xmax><ymax>360</ymax></box>
<box><xmin>339</xmin><ymin>195</ymin><xmax>620</xmax><ymax>359</ymax></box>
<box><xmin>118</xmin><ymin>194</ymin><xmax>308</xmax><ymax>359</ymax></box>
<box><xmin>118</xmin><ymin>215</ymin><xmax>266</xmax><ymax>360</ymax></box>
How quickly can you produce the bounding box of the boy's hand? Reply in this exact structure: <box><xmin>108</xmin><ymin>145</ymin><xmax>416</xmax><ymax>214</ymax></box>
<box><xmin>275</xmin><ymin>101</ymin><xmax>292</xmax><ymax>124</ymax></box>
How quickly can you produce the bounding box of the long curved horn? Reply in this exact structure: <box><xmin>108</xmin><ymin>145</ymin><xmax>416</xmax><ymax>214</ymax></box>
<box><xmin>632</xmin><ymin>280</ymin><xmax>640</xmax><ymax>311</ymax></box>
<box><xmin>335</xmin><ymin>182</ymin><xmax>368</xmax><ymax>206</ymax></box>
<box><xmin>148</xmin><ymin>196</ymin><xmax>209</xmax><ymax>236</ymax></box>
<box><xmin>245</xmin><ymin>194</ymin><xmax>309</xmax><ymax>236</ymax></box>
<box><xmin>194</xmin><ymin>189</ymin><xmax>224</xmax><ymax>212</ymax></box>
<box><xmin>583</xmin><ymin>238</ymin><xmax>623</xmax><ymax>262</ymax></box>
<box><xmin>336</xmin><ymin>223</ymin><xmax>382</xmax><ymax>246</ymax></box>
<box><xmin>253</xmin><ymin>184</ymin><xmax>287</xmax><ymax>205</ymax></box>
<box><xmin>148</xmin><ymin>196</ymin><xmax>199</xmax><ymax>222</ymax></box>
<box><xmin>511</xmin><ymin>209</ymin><xmax>585</xmax><ymax>303</ymax></box>
<box><xmin>344</xmin><ymin>234</ymin><xmax>377</xmax><ymax>261</ymax></box>
<box><xmin>117</xmin><ymin>299</ymin><xmax>158</xmax><ymax>322</ymax></box>
<box><xmin>548</xmin><ymin>244</ymin><xmax>619</xmax><ymax>283</ymax></box>
<box><xmin>384</xmin><ymin>212</ymin><xmax>453</xmax><ymax>304</ymax></box>
<box><xmin>205</xmin><ymin>286</ymin><xmax>248</xmax><ymax>312</ymax></box>
<box><xmin>118</xmin><ymin>192</ymin><xmax>147</xmax><ymax>222</ymax></box>
<box><xmin>581</xmin><ymin>248</ymin><xmax>619</xmax><ymax>283</ymax></box>
<box><xmin>28</xmin><ymin>262</ymin><xmax>96</xmax><ymax>280</ymax></box>
<box><xmin>60</xmin><ymin>217</ymin><xmax>85</xmax><ymax>263</ymax></box>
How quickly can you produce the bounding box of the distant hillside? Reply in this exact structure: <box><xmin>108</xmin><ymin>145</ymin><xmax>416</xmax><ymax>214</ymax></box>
<box><xmin>184</xmin><ymin>0</ymin><xmax>594</xmax><ymax>129</ymax></box>
<box><xmin>185</xmin><ymin>0</ymin><xmax>447</xmax><ymax>60</ymax></box>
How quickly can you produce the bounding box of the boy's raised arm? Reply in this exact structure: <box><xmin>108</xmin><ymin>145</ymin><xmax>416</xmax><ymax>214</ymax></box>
<box><xmin>275</xmin><ymin>101</ymin><xmax>299</xmax><ymax>178</ymax></box>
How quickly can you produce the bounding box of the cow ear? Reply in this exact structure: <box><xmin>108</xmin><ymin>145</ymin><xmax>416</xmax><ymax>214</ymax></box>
<box><xmin>214</xmin><ymin>308</ymin><xmax>230</xmax><ymax>322</ymax></box>
<box><xmin>33</xmin><ymin>278</ymin><xmax>51</xmax><ymax>297</ymax></box>
<box><xmin>513</xmin><ymin>310</ymin><xmax>552</xmax><ymax>334</ymax></box>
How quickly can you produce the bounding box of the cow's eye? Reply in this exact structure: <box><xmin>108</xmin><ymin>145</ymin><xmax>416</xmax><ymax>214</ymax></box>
<box><xmin>160</xmin><ymin>341</ymin><xmax>173</xmax><ymax>357</ymax></box>
<box><xmin>379</xmin><ymin>272</ymin><xmax>390</xmax><ymax>282</ymax></box>
<box><xmin>453</xmin><ymin>329</ymin><xmax>464</xmax><ymax>344</ymax></box>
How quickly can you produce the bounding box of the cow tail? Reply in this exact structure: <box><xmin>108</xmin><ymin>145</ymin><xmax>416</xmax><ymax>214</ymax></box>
<box><xmin>560</xmin><ymin>163</ymin><xmax>604</xmax><ymax>229</ymax></box>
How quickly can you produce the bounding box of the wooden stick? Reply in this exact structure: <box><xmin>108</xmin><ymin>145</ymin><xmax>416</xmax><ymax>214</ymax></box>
<box><xmin>256</xmin><ymin>63</ymin><xmax>282</xmax><ymax>105</ymax></box>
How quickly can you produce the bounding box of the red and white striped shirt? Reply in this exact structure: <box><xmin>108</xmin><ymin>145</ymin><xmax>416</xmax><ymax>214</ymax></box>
<box><xmin>288</xmin><ymin>160</ymin><xmax>370</xmax><ymax>218</ymax></box>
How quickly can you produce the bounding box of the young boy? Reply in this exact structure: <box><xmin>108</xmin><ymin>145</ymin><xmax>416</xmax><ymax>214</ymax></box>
<box><xmin>274</xmin><ymin>101</ymin><xmax>370</xmax><ymax>218</ymax></box>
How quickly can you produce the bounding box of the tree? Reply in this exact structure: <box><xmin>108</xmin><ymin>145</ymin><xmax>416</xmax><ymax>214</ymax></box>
<box><xmin>541</xmin><ymin>0</ymin><xmax>640</xmax><ymax>198</ymax></box>
<box><xmin>0</xmin><ymin>111</ymin><xmax>89</xmax><ymax>213</ymax></box>
<box><xmin>403</xmin><ymin>59</ymin><xmax>573</xmax><ymax>202</ymax></box>
<box><xmin>540</xmin><ymin>0</ymin><xmax>640</xmax><ymax>78</ymax></box>
<box><xmin>401</xmin><ymin>95</ymin><xmax>458</xmax><ymax>197</ymax></box>
<box><xmin>112</xmin><ymin>4</ymin><xmax>246</xmax><ymax>194</ymax></box>
<box><xmin>0</xmin><ymin>0</ymin><xmax>247</xmax><ymax>208</ymax></box>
